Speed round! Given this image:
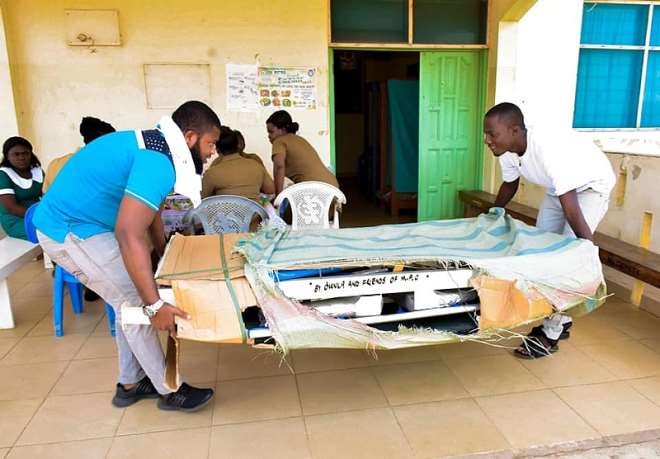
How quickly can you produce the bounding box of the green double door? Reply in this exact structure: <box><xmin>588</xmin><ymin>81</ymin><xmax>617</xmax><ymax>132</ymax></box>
<box><xmin>417</xmin><ymin>50</ymin><xmax>485</xmax><ymax>221</ymax></box>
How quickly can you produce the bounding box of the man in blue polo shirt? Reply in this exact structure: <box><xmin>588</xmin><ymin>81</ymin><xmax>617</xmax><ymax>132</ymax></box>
<box><xmin>34</xmin><ymin>101</ymin><xmax>221</xmax><ymax>412</ymax></box>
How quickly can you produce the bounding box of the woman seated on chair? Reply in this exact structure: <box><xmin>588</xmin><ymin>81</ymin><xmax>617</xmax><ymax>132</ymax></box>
<box><xmin>266</xmin><ymin>110</ymin><xmax>339</xmax><ymax>196</ymax></box>
<box><xmin>202</xmin><ymin>127</ymin><xmax>275</xmax><ymax>202</ymax></box>
<box><xmin>0</xmin><ymin>137</ymin><xmax>43</xmax><ymax>240</ymax></box>
<box><xmin>210</xmin><ymin>129</ymin><xmax>268</xmax><ymax>170</ymax></box>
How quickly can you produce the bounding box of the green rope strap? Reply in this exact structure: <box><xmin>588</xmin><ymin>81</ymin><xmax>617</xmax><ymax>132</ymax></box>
<box><xmin>157</xmin><ymin>263</ymin><xmax>243</xmax><ymax>281</ymax></box>
<box><xmin>219</xmin><ymin>234</ymin><xmax>247</xmax><ymax>343</ymax></box>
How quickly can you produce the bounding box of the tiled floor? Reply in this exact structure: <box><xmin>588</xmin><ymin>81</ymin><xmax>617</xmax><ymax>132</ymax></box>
<box><xmin>338</xmin><ymin>179</ymin><xmax>417</xmax><ymax>228</ymax></box>
<box><xmin>3</xmin><ymin>260</ymin><xmax>660</xmax><ymax>458</ymax></box>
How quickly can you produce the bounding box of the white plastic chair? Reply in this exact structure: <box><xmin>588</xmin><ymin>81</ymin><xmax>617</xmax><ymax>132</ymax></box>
<box><xmin>183</xmin><ymin>195</ymin><xmax>268</xmax><ymax>234</ymax></box>
<box><xmin>274</xmin><ymin>181</ymin><xmax>346</xmax><ymax>230</ymax></box>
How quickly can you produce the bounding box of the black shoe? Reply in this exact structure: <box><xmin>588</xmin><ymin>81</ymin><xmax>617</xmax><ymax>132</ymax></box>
<box><xmin>515</xmin><ymin>333</ymin><xmax>559</xmax><ymax>359</ymax></box>
<box><xmin>157</xmin><ymin>383</ymin><xmax>214</xmax><ymax>412</ymax></box>
<box><xmin>111</xmin><ymin>376</ymin><xmax>159</xmax><ymax>407</ymax></box>
<box><xmin>530</xmin><ymin>321</ymin><xmax>573</xmax><ymax>341</ymax></box>
<box><xmin>84</xmin><ymin>288</ymin><xmax>100</xmax><ymax>302</ymax></box>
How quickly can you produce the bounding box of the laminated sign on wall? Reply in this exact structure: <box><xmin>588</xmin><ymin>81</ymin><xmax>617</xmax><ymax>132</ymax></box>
<box><xmin>257</xmin><ymin>67</ymin><xmax>317</xmax><ymax>110</ymax></box>
<box><xmin>226</xmin><ymin>64</ymin><xmax>317</xmax><ymax>112</ymax></box>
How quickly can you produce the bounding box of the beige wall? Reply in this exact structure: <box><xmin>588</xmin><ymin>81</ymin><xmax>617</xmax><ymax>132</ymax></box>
<box><xmin>0</xmin><ymin>2</ymin><xmax>18</xmax><ymax>136</ymax></box>
<box><xmin>1</xmin><ymin>0</ymin><xmax>329</xmax><ymax>170</ymax></box>
<box><xmin>484</xmin><ymin>0</ymin><xmax>531</xmax><ymax>193</ymax></box>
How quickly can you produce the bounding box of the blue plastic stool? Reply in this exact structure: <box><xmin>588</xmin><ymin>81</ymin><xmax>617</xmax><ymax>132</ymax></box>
<box><xmin>105</xmin><ymin>304</ymin><xmax>116</xmax><ymax>337</ymax></box>
<box><xmin>24</xmin><ymin>204</ymin><xmax>116</xmax><ymax>337</ymax></box>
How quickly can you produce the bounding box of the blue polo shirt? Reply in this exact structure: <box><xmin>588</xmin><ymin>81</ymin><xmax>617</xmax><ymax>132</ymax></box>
<box><xmin>34</xmin><ymin>130</ymin><xmax>176</xmax><ymax>243</ymax></box>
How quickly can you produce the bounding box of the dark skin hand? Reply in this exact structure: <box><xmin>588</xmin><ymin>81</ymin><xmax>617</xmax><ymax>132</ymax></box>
<box><xmin>149</xmin><ymin>203</ymin><xmax>167</xmax><ymax>259</ymax></box>
<box><xmin>558</xmin><ymin>190</ymin><xmax>593</xmax><ymax>241</ymax></box>
<box><xmin>267</xmin><ymin>122</ymin><xmax>289</xmax><ymax>196</ymax></box>
<box><xmin>493</xmin><ymin>178</ymin><xmax>519</xmax><ymax>209</ymax></box>
<box><xmin>115</xmin><ymin>196</ymin><xmax>189</xmax><ymax>332</ymax></box>
<box><xmin>0</xmin><ymin>194</ymin><xmax>27</xmax><ymax>217</ymax></box>
<box><xmin>272</xmin><ymin>153</ymin><xmax>286</xmax><ymax>196</ymax></box>
<box><xmin>492</xmin><ymin>181</ymin><xmax>592</xmax><ymax>240</ymax></box>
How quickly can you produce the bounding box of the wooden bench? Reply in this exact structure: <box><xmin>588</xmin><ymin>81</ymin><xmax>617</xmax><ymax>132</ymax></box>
<box><xmin>459</xmin><ymin>190</ymin><xmax>660</xmax><ymax>289</ymax></box>
<box><xmin>0</xmin><ymin>236</ymin><xmax>42</xmax><ymax>328</ymax></box>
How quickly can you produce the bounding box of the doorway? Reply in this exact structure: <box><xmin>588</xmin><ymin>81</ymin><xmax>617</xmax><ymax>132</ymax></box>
<box><xmin>331</xmin><ymin>49</ymin><xmax>486</xmax><ymax>226</ymax></box>
<box><xmin>333</xmin><ymin>50</ymin><xmax>420</xmax><ymax>227</ymax></box>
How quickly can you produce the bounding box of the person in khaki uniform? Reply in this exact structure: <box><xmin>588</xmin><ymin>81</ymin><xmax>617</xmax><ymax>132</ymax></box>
<box><xmin>43</xmin><ymin>117</ymin><xmax>115</xmax><ymax>192</ymax></box>
<box><xmin>235</xmin><ymin>130</ymin><xmax>266</xmax><ymax>167</ymax></box>
<box><xmin>209</xmin><ymin>129</ymin><xmax>267</xmax><ymax>170</ymax></box>
<box><xmin>202</xmin><ymin>128</ymin><xmax>275</xmax><ymax>201</ymax></box>
<box><xmin>266</xmin><ymin>110</ymin><xmax>339</xmax><ymax>195</ymax></box>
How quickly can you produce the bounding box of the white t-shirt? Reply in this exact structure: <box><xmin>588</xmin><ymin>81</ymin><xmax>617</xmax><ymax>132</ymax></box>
<box><xmin>499</xmin><ymin>128</ymin><xmax>615</xmax><ymax>196</ymax></box>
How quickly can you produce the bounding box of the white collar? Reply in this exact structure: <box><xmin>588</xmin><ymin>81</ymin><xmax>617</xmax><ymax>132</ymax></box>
<box><xmin>0</xmin><ymin>166</ymin><xmax>43</xmax><ymax>189</ymax></box>
<box><xmin>157</xmin><ymin>116</ymin><xmax>202</xmax><ymax>207</ymax></box>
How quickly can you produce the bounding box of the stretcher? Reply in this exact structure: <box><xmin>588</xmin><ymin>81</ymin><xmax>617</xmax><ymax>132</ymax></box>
<box><xmin>124</xmin><ymin>209</ymin><xmax>606</xmax><ymax>353</ymax></box>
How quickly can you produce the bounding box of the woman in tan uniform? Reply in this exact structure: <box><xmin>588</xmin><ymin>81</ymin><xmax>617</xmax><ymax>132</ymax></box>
<box><xmin>266</xmin><ymin>110</ymin><xmax>339</xmax><ymax>195</ymax></box>
<box><xmin>209</xmin><ymin>129</ymin><xmax>267</xmax><ymax>169</ymax></box>
<box><xmin>202</xmin><ymin>128</ymin><xmax>275</xmax><ymax>202</ymax></box>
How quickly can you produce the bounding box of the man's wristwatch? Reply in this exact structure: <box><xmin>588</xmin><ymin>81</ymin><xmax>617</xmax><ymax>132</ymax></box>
<box><xmin>143</xmin><ymin>299</ymin><xmax>165</xmax><ymax>318</ymax></box>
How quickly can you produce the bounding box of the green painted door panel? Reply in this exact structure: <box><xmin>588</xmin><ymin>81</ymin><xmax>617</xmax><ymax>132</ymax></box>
<box><xmin>418</xmin><ymin>50</ymin><xmax>484</xmax><ymax>221</ymax></box>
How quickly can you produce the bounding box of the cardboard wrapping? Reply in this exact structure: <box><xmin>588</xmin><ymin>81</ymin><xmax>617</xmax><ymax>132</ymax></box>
<box><xmin>157</xmin><ymin>234</ymin><xmax>560</xmax><ymax>389</ymax></box>
<box><xmin>164</xmin><ymin>335</ymin><xmax>180</xmax><ymax>392</ymax></box>
<box><xmin>173</xmin><ymin>279</ymin><xmax>257</xmax><ymax>343</ymax></box>
<box><xmin>472</xmin><ymin>275</ymin><xmax>553</xmax><ymax>330</ymax></box>
<box><xmin>157</xmin><ymin>233</ymin><xmax>260</xmax><ymax>391</ymax></box>
<box><xmin>157</xmin><ymin>233</ymin><xmax>256</xmax><ymax>344</ymax></box>
<box><xmin>156</xmin><ymin>233</ymin><xmax>247</xmax><ymax>285</ymax></box>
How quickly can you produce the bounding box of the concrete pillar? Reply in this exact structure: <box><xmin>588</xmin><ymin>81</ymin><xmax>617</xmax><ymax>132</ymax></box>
<box><xmin>494</xmin><ymin>21</ymin><xmax>520</xmax><ymax>105</ymax></box>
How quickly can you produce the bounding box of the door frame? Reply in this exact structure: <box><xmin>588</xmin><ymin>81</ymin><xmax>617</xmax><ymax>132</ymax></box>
<box><xmin>328</xmin><ymin>47</ymin><xmax>488</xmax><ymax>220</ymax></box>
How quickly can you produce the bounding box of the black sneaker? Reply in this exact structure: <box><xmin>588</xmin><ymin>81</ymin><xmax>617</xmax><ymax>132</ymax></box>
<box><xmin>531</xmin><ymin>320</ymin><xmax>573</xmax><ymax>341</ymax></box>
<box><xmin>157</xmin><ymin>383</ymin><xmax>214</xmax><ymax>412</ymax></box>
<box><xmin>111</xmin><ymin>376</ymin><xmax>159</xmax><ymax>407</ymax></box>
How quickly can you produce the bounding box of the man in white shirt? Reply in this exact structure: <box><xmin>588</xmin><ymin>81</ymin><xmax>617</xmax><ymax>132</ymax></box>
<box><xmin>483</xmin><ymin>102</ymin><xmax>615</xmax><ymax>359</ymax></box>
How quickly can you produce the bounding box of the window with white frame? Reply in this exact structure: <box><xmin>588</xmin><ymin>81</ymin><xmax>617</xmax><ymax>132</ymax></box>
<box><xmin>573</xmin><ymin>2</ymin><xmax>659</xmax><ymax>129</ymax></box>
